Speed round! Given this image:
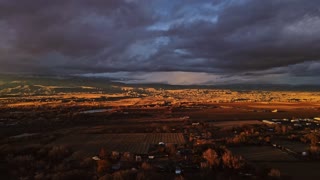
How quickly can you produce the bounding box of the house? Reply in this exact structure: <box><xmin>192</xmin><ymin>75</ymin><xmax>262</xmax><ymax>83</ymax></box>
<box><xmin>92</xmin><ymin>156</ymin><xmax>101</xmax><ymax>161</ymax></box>
<box><xmin>192</xmin><ymin>122</ymin><xmax>200</xmax><ymax>126</ymax></box>
<box><xmin>262</xmin><ymin>120</ymin><xmax>276</xmax><ymax>125</ymax></box>
<box><xmin>180</xmin><ymin>116</ymin><xmax>190</xmax><ymax>120</ymax></box>
<box><xmin>175</xmin><ymin>167</ymin><xmax>182</xmax><ymax>175</ymax></box>
<box><xmin>314</xmin><ymin>117</ymin><xmax>320</xmax><ymax>121</ymax></box>
<box><xmin>135</xmin><ymin>155</ymin><xmax>142</xmax><ymax>162</ymax></box>
<box><xmin>293</xmin><ymin>123</ymin><xmax>302</xmax><ymax>127</ymax></box>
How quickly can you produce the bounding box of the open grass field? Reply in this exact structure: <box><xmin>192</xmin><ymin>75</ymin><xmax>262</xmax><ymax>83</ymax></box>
<box><xmin>261</xmin><ymin>162</ymin><xmax>320</xmax><ymax>180</ymax></box>
<box><xmin>186</xmin><ymin>102</ymin><xmax>320</xmax><ymax>121</ymax></box>
<box><xmin>272</xmin><ymin>139</ymin><xmax>310</xmax><ymax>153</ymax></box>
<box><xmin>230</xmin><ymin>146</ymin><xmax>320</xmax><ymax>179</ymax></box>
<box><xmin>230</xmin><ymin>146</ymin><xmax>298</xmax><ymax>162</ymax></box>
<box><xmin>208</xmin><ymin>120</ymin><xmax>262</xmax><ymax>128</ymax></box>
<box><xmin>52</xmin><ymin>133</ymin><xmax>185</xmax><ymax>154</ymax></box>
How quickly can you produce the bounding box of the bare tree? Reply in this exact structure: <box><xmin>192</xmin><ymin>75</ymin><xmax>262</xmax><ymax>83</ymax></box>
<box><xmin>202</xmin><ymin>148</ymin><xmax>220</xmax><ymax>168</ymax></box>
<box><xmin>221</xmin><ymin>150</ymin><xmax>244</xmax><ymax>170</ymax></box>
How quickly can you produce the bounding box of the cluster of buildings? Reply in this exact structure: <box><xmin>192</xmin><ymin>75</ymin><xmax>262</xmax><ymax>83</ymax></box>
<box><xmin>262</xmin><ymin>117</ymin><xmax>320</xmax><ymax>128</ymax></box>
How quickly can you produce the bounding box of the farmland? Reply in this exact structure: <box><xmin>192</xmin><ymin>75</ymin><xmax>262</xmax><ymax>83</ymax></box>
<box><xmin>272</xmin><ymin>139</ymin><xmax>310</xmax><ymax>154</ymax></box>
<box><xmin>260</xmin><ymin>162</ymin><xmax>320</xmax><ymax>180</ymax></box>
<box><xmin>208</xmin><ymin>120</ymin><xmax>262</xmax><ymax>129</ymax></box>
<box><xmin>53</xmin><ymin>133</ymin><xmax>186</xmax><ymax>154</ymax></box>
<box><xmin>230</xmin><ymin>146</ymin><xmax>320</xmax><ymax>179</ymax></box>
<box><xmin>230</xmin><ymin>146</ymin><xmax>298</xmax><ymax>162</ymax></box>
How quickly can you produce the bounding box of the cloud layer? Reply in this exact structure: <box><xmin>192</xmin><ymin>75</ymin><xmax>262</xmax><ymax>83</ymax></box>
<box><xmin>0</xmin><ymin>0</ymin><xmax>319</xmax><ymax>84</ymax></box>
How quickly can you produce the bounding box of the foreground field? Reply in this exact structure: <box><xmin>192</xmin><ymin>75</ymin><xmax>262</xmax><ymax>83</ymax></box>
<box><xmin>53</xmin><ymin>133</ymin><xmax>186</xmax><ymax>154</ymax></box>
<box><xmin>230</xmin><ymin>146</ymin><xmax>298</xmax><ymax>162</ymax></box>
<box><xmin>261</xmin><ymin>162</ymin><xmax>320</xmax><ymax>180</ymax></box>
<box><xmin>230</xmin><ymin>146</ymin><xmax>320</xmax><ymax>179</ymax></box>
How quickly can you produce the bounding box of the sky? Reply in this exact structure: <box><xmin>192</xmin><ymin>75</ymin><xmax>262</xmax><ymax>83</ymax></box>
<box><xmin>0</xmin><ymin>0</ymin><xmax>320</xmax><ymax>85</ymax></box>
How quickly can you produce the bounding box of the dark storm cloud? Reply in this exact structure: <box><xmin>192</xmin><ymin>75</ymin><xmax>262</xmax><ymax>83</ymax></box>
<box><xmin>0</xmin><ymin>0</ymin><xmax>319</xmax><ymax>83</ymax></box>
<box><xmin>0</xmin><ymin>0</ymin><xmax>154</xmax><ymax>56</ymax></box>
<box><xmin>163</xmin><ymin>0</ymin><xmax>320</xmax><ymax>73</ymax></box>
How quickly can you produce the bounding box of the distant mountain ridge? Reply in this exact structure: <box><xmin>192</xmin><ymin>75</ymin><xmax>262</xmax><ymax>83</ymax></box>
<box><xmin>0</xmin><ymin>74</ymin><xmax>124</xmax><ymax>96</ymax></box>
<box><xmin>0</xmin><ymin>74</ymin><xmax>319</xmax><ymax>97</ymax></box>
<box><xmin>125</xmin><ymin>82</ymin><xmax>320</xmax><ymax>91</ymax></box>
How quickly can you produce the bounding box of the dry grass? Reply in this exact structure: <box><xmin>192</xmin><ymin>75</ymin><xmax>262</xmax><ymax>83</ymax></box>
<box><xmin>209</xmin><ymin>120</ymin><xmax>262</xmax><ymax>128</ymax></box>
<box><xmin>53</xmin><ymin>133</ymin><xmax>185</xmax><ymax>154</ymax></box>
<box><xmin>230</xmin><ymin>146</ymin><xmax>297</xmax><ymax>162</ymax></box>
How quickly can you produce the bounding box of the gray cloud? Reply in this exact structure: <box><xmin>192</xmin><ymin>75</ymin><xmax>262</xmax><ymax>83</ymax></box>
<box><xmin>163</xmin><ymin>0</ymin><xmax>320</xmax><ymax>72</ymax></box>
<box><xmin>0</xmin><ymin>0</ymin><xmax>319</xmax><ymax>84</ymax></box>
